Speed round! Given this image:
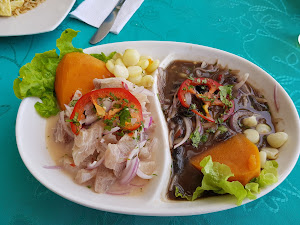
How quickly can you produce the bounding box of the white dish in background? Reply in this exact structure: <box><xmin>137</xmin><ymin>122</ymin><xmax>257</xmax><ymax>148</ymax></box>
<box><xmin>15</xmin><ymin>41</ymin><xmax>300</xmax><ymax>216</ymax></box>
<box><xmin>0</xmin><ymin>0</ymin><xmax>75</xmax><ymax>36</ymax></box>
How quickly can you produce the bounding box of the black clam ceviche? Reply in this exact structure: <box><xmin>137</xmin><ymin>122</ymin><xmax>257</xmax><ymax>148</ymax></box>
<box><xmin>158</xmin><ymin>60</ymin><xmax>287</xmax><ymax>204</ymax></box>
<box><xmin>13</xmin><ymin>29</ymin><xmax>289</xmax><ymax>205</ymax></box>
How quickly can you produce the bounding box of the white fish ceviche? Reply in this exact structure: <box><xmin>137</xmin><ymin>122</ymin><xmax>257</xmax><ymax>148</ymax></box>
<box><xmin>52</xmin><ymin>77</ymin><xmax>157</xmax><ymax>194</ymax></box>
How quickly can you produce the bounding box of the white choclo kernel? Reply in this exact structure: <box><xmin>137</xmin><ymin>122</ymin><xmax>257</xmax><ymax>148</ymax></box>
<box><xmin>112</xmin><ymin>52</ymin><xmax>123</xmax><ymax>60</ymax></box>
<box><xmin>140</xmin><ymin>55</ymin><xmax>153</xmax><ymax>61</ymax></box>
<box><xmin>106</xmin><ymin>59</ymin><xmax>115</xmax><ymax>74</ymax></box>
<box><xmin>242</xmin><ymin>116</ymin><xmax>257</xmax><ymax>127</ymax></box>
<box><xmin>267</xmin><ymin>132</ymin><xmax>288</xmax><ymax>148</ymax></box>
<box><xmin>128</xmin><ymin>66</ymin><xmax>143</xmax><ymax>77</ymax></box>
<box><xmin>115</xmin><ymin>58</ymin><xmax>126</xmax><ymax>67</ymax></box>
<box><xmin>128</xmin><ymin>75</ymin><xmax>142</xmax><ymax>85</ymax></box>
<box><xmin>146</xmin><ymin>59</ymin><xmax>160</xmax><ymax>74</ymax></box>
<box><xmin>139</xmin><ymin>75</ymin><xmax>154</xmax><ymax>88</ymax></box>
<box><xmin>256</xmin><ymin>124</ymin><xmax>271</xmax><ymax>134</ymax></box>
<box><xmin>259</xmin><ymin>151</ymin><xmax>267</xmax><ymax>168</ymax></box>
<box><xmin>261</xmin><ymin>147</ymin><xmax>279</xmax><ymax>160</ymax></box>
<box><xmin>113</xmin><ymin>65</ymin><xmax>129</xmax><ymax>79</ymax></box>
<box><xmin>123</xmin><ymin>49</ymin><xmax>140</xmax><ymax>66</ymax></box>
<box><xmin>137</xmin><ymin>59</ymin><xmax>150</xmax><ymax>70</ymax></box>
<box><xmin>243</xmin><ymin>129</ymin><xmax>260</xmax><ymax>143</ymax></box>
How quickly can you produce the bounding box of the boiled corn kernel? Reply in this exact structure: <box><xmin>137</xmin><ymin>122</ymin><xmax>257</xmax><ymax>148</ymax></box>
<box><xmin>128</xmin><ymin>66</ymin><xmax>143</xmax><ymax>77</ymax></box>
<box><xmin>243</xmin><ymin>129</ymin><xmax>259</xmax><ymax>143</ymax></box>
<box><xmin>267</xmin><ymin>132</ymin><xmax>288</xmax><ymax>148</ymax></box>
<box><xmin>242</xmin><ymin>116</ymin><xmax>257</xmax><ymax>127</ymax></box>
<box><xmin>123</xmin><ymin>49</ymin><xmax>140</xmax><ymax>66</ymax></box>
<box><xmin>137</xmin><ymin>59</ymin><xmax>150</xmax><ymax>70</ymax></box>
<box><xmin>146</xmin><ymin>59</ymin><xmax>160</xmax><ymax>73</ymax></box>
<box><xmin>139</xmin><ymin>75</ymin><xmax>154</xmax><ymax>88</ymax></box>
<box><xmin>113</xmin><ymin>65</ymin><xmax>129</xmax><ymax>79</ymax></box>
<box><xmin>106</xmin><ymin>60</ymin><xmax>115</xmax><ymax>74</ymax></box>
<box><xmin>128</xmin><ymin>75</ymin><xmax>142</xmax><ymax>85</ymax></box>
<box><xmin>261</xmin><ymin>147</ymin><xmax>279</xmax><ymax>160</ymax></box>
<box><xmin>256</xmin><ymin>124</ymin><xmax>271</xmax><ymax>134</ymax></box>
<box><xmin>259</xmin><ymin>151</ymin><xmax>267</xmax><ymax>168</ymax></box>
<box><xmin>115</xmin><ymin>58</ymin><xmax>126</xmax><ymax>67</ymax></box>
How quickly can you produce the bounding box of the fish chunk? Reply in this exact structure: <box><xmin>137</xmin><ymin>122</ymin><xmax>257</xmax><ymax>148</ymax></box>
<box><xmin>75</xmin><ymin>169</ymin><xmax>97</xmax><ymax>184</ymax></box>
<box><xmin>72</xmin><ymin>121</ymin><xmax>103</xmax><ymax>166</ymax></box>
<box><xmin>94</xmin><ymin>165</ymin><xmax>116</xmax><ymax>193</ymax></box>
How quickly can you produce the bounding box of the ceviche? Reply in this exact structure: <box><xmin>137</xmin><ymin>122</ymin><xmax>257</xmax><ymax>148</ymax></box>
<box><xmin>13</xmin><ymin>29</ymin><xmax>159</xmax><ymax>195</ymax></box>
<box><xmin>158</xmin><ymin>60</ymin><xmax>288</xmax><ymax>204</ymax></box>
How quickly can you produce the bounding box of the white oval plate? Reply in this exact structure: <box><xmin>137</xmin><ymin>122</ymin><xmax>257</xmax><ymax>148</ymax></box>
<box><xmin>16</xmin><ymin>41</ymin><xmax>300</xmax><ymax>216</ymax></box>
<box><xmin>0</xmin><ymin>0</ymin><xmax>75</xmax><ymax>36</ymax></box>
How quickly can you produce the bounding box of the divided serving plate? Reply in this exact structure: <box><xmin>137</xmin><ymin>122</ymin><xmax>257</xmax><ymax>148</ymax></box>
<box><xmin>15</xmin><ymin>41</ymin><xmax>300</xmax><ymax>216</ymax></box>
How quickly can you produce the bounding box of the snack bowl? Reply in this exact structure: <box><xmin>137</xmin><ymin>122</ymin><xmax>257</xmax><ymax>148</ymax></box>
<box><xmin>16</xmin><ymin>41</ymin><xmax>300</xmax><ymax>216</ymax></box>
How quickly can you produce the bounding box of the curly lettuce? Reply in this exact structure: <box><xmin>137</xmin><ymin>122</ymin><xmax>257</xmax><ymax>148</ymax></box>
<box><xmin>13</xmin><ymin>29</ymin><xmax>82</xmax><ymax>118</ymax></box>
<box><xmin>175</xmin><ymin>156</ymin><xmax>278</xmax><ymax>205</ymax></box>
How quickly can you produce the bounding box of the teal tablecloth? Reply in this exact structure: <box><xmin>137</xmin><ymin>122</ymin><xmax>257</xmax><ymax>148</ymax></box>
<box><xmin>1</xmin><ymin>0</ymin><xmax>300</xmax><ymax>224</ymax></box>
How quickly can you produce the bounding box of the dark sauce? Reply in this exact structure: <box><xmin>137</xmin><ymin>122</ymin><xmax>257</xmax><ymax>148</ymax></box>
<box><xmin>161</xmin><ymin>60</ymin><xmax>275</xmax><ymax>200</ymax></box>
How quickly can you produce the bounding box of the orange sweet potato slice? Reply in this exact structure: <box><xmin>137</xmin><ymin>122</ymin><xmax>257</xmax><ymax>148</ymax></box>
<box><xmin>190</xmin><ymin>133</ymin><xmax>260</xmax><ymax>186</ymax></box>
<box><xmin>55</xmin><ymin>52</ymin><xmax>114</xmax><ymax>110</ymax></box>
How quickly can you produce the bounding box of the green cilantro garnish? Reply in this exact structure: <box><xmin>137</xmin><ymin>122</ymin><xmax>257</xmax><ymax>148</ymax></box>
<box><xmin>217</xmin><ymin>125</ymin><xmax>228</xmax><ymax>133</ymax></box>
<box><xmin>118</xmin><ymin>107</ymin><xmax>131</xmax><ymax>127</ymax></box>
<box><xmin>104</xmin><ymin>118</ymin><xmax>114</xmax><ymax>130</ymax></box>
<box><xmin>65</xmin><ymin>112</ymin><xmax>80</xmax><ymax>126</ymax></box>
<box><xmin>69</xmin><ymin>100</ymin><xmax>78</xmax><ymax>107</ymax></box>
<box><xmin>190</xmin><ymin>130</ymin><xmax>208</xmax><ymax>147</ymax></box>
<box><xmin>190</xmin><ymin>104</ymin><xmax>197</xmax><ymax>110</ymax></box>
<box><xmin>109</xmin><ymin>92</ymin><xmax>120</xmax><ymax>101</ymax></box>
<box><xmin>188</xmin><ymin>76</ymin><xmax>195</xmax><ymax>81</ymax></box>
<box><xmin>123</xmin><ymin>98</ymin><xmax>129</xmax><ymax>103</ymax></box>
<box><xmin>219</xmin><ymin>85</ymin><xmax>233</xmax><ymax>107</ymax></box>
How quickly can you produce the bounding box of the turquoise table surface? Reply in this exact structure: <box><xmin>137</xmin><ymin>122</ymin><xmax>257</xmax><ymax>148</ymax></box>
<box><xmin>1</xmin><ymin>0</ymin><xmax>300</xmax><ymax>224</ymax></box>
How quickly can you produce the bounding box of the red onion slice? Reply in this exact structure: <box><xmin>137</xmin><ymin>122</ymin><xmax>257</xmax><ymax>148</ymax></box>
<box><xmin>137</xmin><ymin>168</ymin><xmax>153</xmax><ymax>179</ymax></box>
<box><xmin>195</xmin><ymin>115</ymin><xmax>203</xmax><ymax>135</ymax></box>
<box><xmin>173</xmin><ymin>117</ymin><xmax>193</xmax><ymax>149</ymax></box>
<box><xmin>274</xmin><ymin>84</ymin><xmax>279</xmax><ymax>112</ymax></box>
<box><xmin>229</xmin><ymin>110</ymin><xmax>253</xmax><ymax>132</ymax></box>
<box><xmin>122</xmin><ymin>81</ymin><xmax>129</xmax><ymax>90</ymax></box>
<box><xmin>86</xmin><ymin>157</ymin><xmax>104</xmax><ymax>170</ymax></box>
<box><xmin>119</xmin><ymin>157</ymin><xmax>139</xmax><ymax>185</ymax></box>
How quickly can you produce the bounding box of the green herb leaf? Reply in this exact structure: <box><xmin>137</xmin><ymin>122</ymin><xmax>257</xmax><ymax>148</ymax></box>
<box><xmin>118</xmin><ymin>107</ymin><xmax>131</xmax><ymax>127</ymax></box>
<box><xmin>219</xmin><ymin>85</ymin><xmax>233</xmax><ymax>107</ymax></box>
<box><xmin>217</xmin><ymin>125</ymin><xmax>228</xmax><ymax>133</ymax></box>
<box><xmin>190</xmin><ymin>131</ymin><xmax>208</xmax><ymax>147</ymax></box>
<box><xmin>90</xmin><ymin>51</ymin><xmax>116</xmax><ymax>63</ymax></box>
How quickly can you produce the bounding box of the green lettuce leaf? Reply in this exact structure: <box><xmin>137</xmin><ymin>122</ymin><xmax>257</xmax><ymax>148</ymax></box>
<box><xmin>13</xmin><ymin>29</ymin><xmax>81</xmax><ymax>118</ymax></box>
<box><xmin>253</xmin><ymin>160</ymin><xmax>278</xmax><ymax>188</ymax></box>
<box><xmin>175</xmin><ymin>156</ymin><xmax>278</xmax><ymax>205</ymax></box>
<box><xmin>56</xmin><ymin>29</ymin><xmax>83</xmax><ymax>59</ymax></box>
<box><xmin>13</xmin><ymin>50</ymin><xmax>60</xmax><ymax>117</ymax></box>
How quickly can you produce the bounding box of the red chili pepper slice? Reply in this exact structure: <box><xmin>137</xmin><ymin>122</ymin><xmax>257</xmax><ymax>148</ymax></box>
<box><xmin>69</xmin><ymin>88</ymin><xmax>143</xmax><ymax>135</ymax></box>
<box><xmin>177</xmin><ymin>78</ymin><xmax>234</xmax><ymax>122</ymax></box>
